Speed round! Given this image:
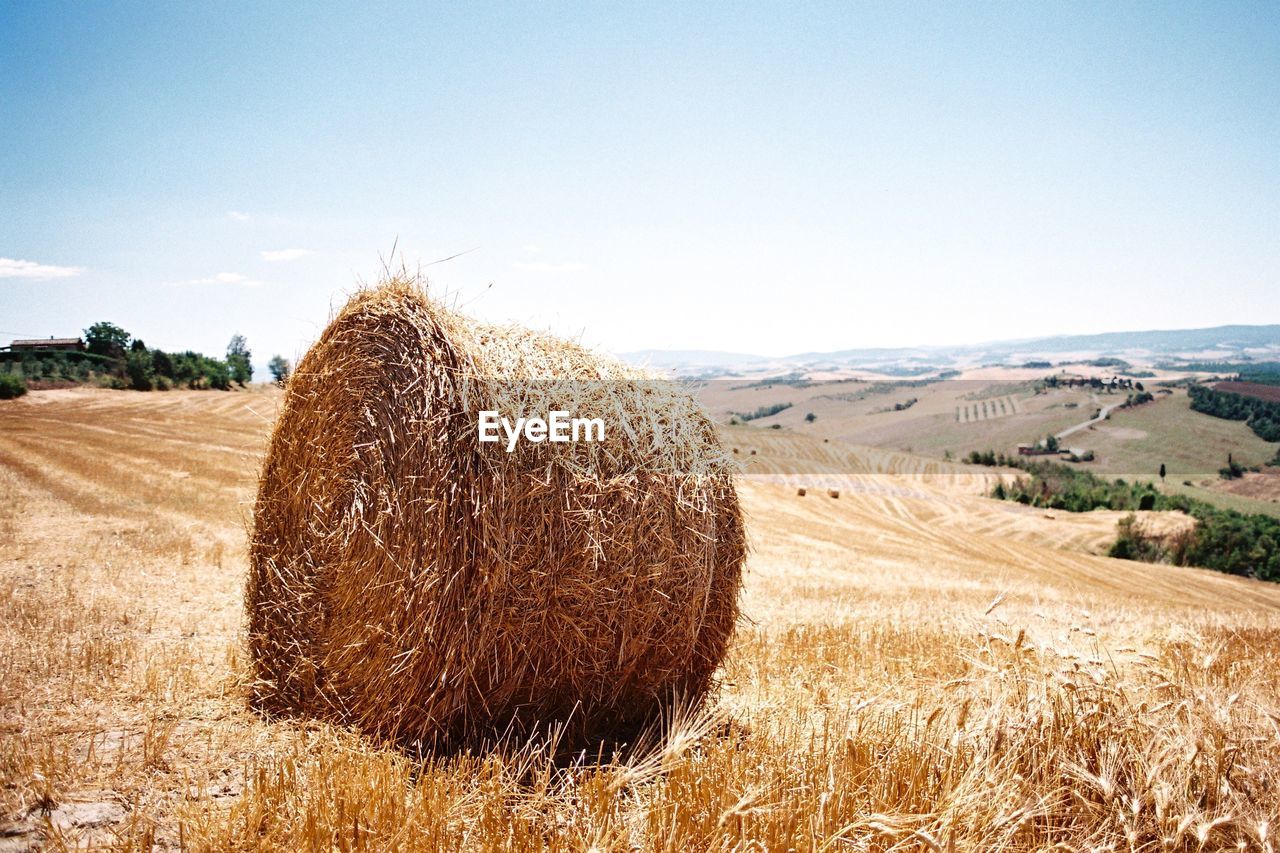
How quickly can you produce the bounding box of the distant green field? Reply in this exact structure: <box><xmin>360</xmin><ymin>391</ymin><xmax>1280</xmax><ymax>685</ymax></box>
<box><xmin>1069</xmin><ymin>390</ymin><xmax>1274</xmax><ymax>480</ymax></box>
<box><xmin>1043</xmin><ymin>390</ymin><xmax>1280</xmax><ymax>519</ymax></box>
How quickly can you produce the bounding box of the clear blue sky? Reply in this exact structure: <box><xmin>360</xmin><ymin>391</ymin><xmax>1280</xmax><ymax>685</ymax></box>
<box><xmin>2</xmin><ymin>1</ymin><xmax>1277</xmax><ymax>368</ymax></box>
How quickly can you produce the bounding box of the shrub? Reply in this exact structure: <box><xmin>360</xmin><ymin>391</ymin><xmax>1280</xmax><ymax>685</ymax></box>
<box><xmin>0</xmin><ymin>373</ymin><xmax>27</xmax><ymax>399</ymax></box>
<box><xmin>1220</xmin><ymin>457</ymin><xmax>1246</xmax><ymax>480</ymax></box>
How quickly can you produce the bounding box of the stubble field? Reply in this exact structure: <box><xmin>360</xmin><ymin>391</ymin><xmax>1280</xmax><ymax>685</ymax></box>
<box><xmin>2</xmin><ymin>389</ymin><xmax>1279</xmax><ymax>851</ymax></box>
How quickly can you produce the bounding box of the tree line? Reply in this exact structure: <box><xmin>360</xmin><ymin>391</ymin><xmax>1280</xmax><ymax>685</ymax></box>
<box><xmin>1162</xmin><ymin>361</ymin><xmax>1280</xmax><ymax>382</ymax></box>
<box><xmin>989</xmin><ymin>459</ymin><xmax>1280</xmax><ymax>581</ymax></box>
<box><xmin>86</xmin><ymin>321</ymin><xmax>260</xmax><ymax>391</ymax></box>
<box><xmin>2</xmin><ymin>321</ymin><xmax>293</xmax><ymax>393</ymax></box>
<box><xmin>1188</xmin><ymin>383</ymin><xmax>1280</xmax><ymax>442</ymax></box>
<box><xmin>730</xmin><ymin>402</ymin><xmax>793</xmax><ymax>423</ymax></box>
<box><xmin>1041</xmin><ymin>375</ymin><xmax>1145</xmax><ymax>392</ymax></box>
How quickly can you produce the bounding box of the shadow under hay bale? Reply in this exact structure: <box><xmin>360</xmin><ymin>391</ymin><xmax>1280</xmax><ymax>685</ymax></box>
<box><xmin>247</xmin><ymin>278</ymin><xmax>746</xmax><ymax>752</ymax></box>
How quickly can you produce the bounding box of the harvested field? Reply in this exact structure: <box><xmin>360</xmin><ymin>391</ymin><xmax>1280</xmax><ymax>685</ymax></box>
<box><xmin>2</xmin><ymin>389</ymin><xmax>1279</xmax><ymax>850</ymax></box>
<box><xmin>1214</xmin><ymin>381</ymin><xmax>1280</xmax><ymax>402</ymax></box>
<box><xmin>1212</xmin><ymin>465</ymin><xmax>1280</xmax><ymax>504</ymax></box>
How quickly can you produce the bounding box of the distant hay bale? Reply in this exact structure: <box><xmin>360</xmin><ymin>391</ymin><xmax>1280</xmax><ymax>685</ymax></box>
<box><xmin>750</xmin><ymin>449</ymin><xmax>757</xmax><ymax>456</ymax></box>
<box><xmin>247</xmin><ymin>279</ymin><xmax>746</xmax><ymax>749</ymax></box>
<box><xmin>796</xmin><ymin>487</ymin><xmax>806</xmax><ymax>497</ymax></box>
<box><xmin>732</xmin><ymin>447</ymin><xmax>739</xmax><ymax>454</ymax></box>
<box><xmin>828</xmin><ymin>489</ymin><xmax>840</xmax><ymax>499</ymax></box>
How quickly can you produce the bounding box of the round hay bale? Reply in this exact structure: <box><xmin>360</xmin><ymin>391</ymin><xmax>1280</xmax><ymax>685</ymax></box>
<box><xmin>796</xmin><ymin>487</ymin><xmax>806</xmax><ymax>497</ymax></box>
<box><xmin>247</xmin><ymin>279</ymin><xmax>745</xmax><ymax>749</ymax></box>
<box><xmin>828</xmin><ymin>489</ymin><xmax>840</xmax><ymax>499</ymax></box>
<box><xmin>749</xmin><ymin>449</ymin><xmax>757</xmax><ymax>456</ymax></box>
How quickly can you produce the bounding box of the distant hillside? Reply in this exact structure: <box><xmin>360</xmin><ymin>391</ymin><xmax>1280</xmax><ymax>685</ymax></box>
<box><xmin>621</xmin><ymin>324</ymin><xmax>1280</xmax><ymax>375</ymax></box>
<box><xmin>982</xmin><ymin>325</ymin><xmax>1280</xmax><ymax>356</ymax></box>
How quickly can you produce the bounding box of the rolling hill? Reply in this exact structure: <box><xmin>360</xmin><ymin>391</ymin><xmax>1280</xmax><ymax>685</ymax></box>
<box><xmin>622</xmin><ymin>323</ymin><xmax>1280</xmax><ymax>377</ymax></box>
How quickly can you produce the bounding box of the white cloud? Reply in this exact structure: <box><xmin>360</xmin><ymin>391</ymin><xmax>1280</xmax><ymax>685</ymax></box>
<box><xmin>512</xmin><ymin>261</ymin><xmax>586</xmax><ymax>273</ymax></box>
<box><xmin>172</xmin><ymin>272</ymin><xmax>265</xmax><ymax>287</ymax></box>
<box><xmin>0</xmin><ymin>257</ymin><xmax>85</xmax><ymax>279</ymax></box>
<box><xmin>260</xmin><ymin>248</ymin><xmax>312</xmax><ymax>262</ymax></box>
<box><xmin>522</xmin><ymin>244</ymin><xmax>542</xmax><ymax>253</ymax></box>
<box><xmin>227</xmin><ymin>210</ymin><xmax>252</xmax><ymax>222</ymax></box>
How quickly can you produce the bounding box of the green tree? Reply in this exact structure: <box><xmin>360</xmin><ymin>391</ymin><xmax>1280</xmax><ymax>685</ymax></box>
<box><xmin>151</xmin><ymin>349</ymin><xmax>174</xmax><ymax>379</ymax></box>
<box><xmin>125</xmin><ymin>348</ymin><xmax>154</xmax><ymax>391</ymax></box>
<box><xmin>804</xmin><ymin>412</ymin><xmax>816</xmax><ymax>423</ymax></box>
<box><xmin>84</xmin><ymin>321</ymin><xmax>131</xmax><ymax>360</ymax></box>
<box><xmin>268</xmin><ymin>355</ymin><xmax>291</xmax><ymax>386</ymax></box>
<box><xmin>227</xmin><ymin>334</ymin><xmax>252</xmax><ymax>386</ymax></box>
<box><xmin>1159</xmin><ymin>463</ymin><xmax>1166</xmax><ymax>481</ymax></box>
<box><xmin>1220</xmin><ymin>454</ymin><xmax>1245</xmax><ymax>480</ymax></box>
<box><xmin>206</xmin><ymin>357</ymin><xmax>232</xmax><ymax>390</ymax></box>
<box><xmin>1044</xmin><ymin>434</ymin><xmax>1059</xmax><ymax>453</ymax></box>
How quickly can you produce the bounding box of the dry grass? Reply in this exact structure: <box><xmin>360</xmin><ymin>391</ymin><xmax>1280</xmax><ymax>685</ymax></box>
<box><xmin>2</xmin><ymin>387</ymin><xmax>1279</xmax><ymax>850</ymax></box>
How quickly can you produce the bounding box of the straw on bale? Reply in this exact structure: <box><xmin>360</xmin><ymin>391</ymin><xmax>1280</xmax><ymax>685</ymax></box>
<box><xmin>247</xmin><ymin>279</ymin><xmax>745</xmax><ymax>749</ymax></box>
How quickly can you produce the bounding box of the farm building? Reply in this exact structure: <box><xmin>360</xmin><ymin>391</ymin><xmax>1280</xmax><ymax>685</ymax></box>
<box><xmin>1018</xmin><ymin>444</ymin><xmax>1050</xmax><ymax>456</ymax></box>
<box><xmin>7</xmin><ymin>337</ymin><xmax>85</xmax><ymax>352</ymax></box>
